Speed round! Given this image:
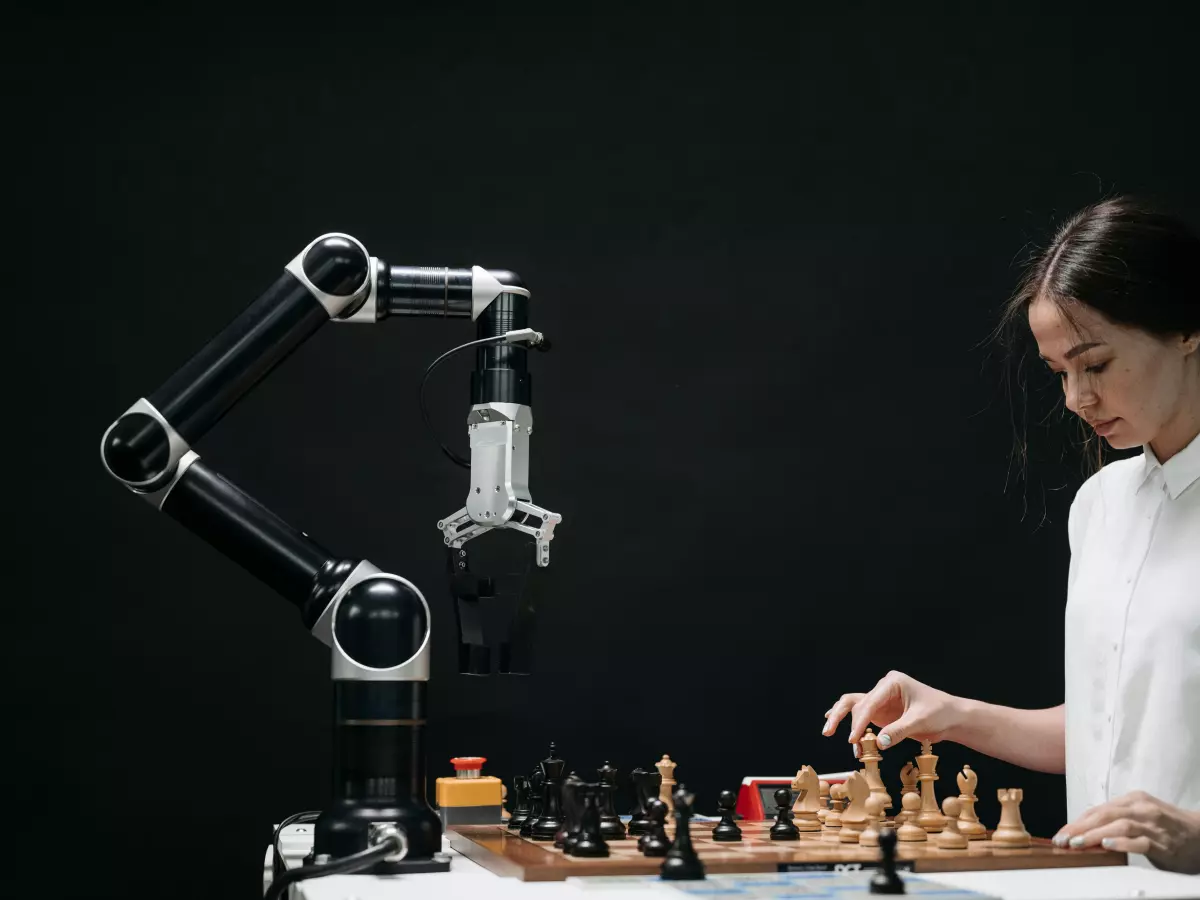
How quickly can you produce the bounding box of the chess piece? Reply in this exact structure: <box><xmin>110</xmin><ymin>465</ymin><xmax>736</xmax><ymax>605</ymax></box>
<box><xmin>991</xmin><ymin>789</ymin><xmax>1031</xmax><ymax>848</ymax></box>
<box><xmin>859</xmin><ymin>729</ymin><xmax>894</xmax><ymax>811</ymax></box>
<box><xmin>915</xmin><ymin>740</ymin><xmax>946</xmax><ymax>833</ymax></box>
<box><xmin>712</xmin><ymin>790</ymin><xmax>742</xmax><ymax>842</ymax></box>
<box><xmin>557</xmin><ymin>773</ymin><xmax>584</xmax><ymax>849</ymax></box>
<box><xmin>956</xmin><ymin>765</ymin><xmax>986</xmax><ymax>840</ymax></box>
<box><xmin>936</xmin><ymin>797</ymin><xmax>968</xmax><ymax>849</ymax></box>
<box><xmin>869</xmin><ymin>827</ymin><xmax>906</xmax><ymax>895</ymax></box>
<box><xmin>627</xmin><ymin>768</ymin><xmax>651</xmax><ymax>835</ymax></box>
<box><xmin>817</xmin><ymin>779</ymin><xmax>832</xmax><ymax>823</ymax></box>
<box><xmin>839</xmin><ymin>772</ymin><xmax>870</xmax><ymax>843</ymax></box>
<box><xmin>530</xmin><ymin>743</ymin><xmax>566</xmax><ymax>840</ymax></box>
<box><xmin>572</xmin><ymin>783</ymin><xmax>611</xmax><ymax>857</ymax></box>
<box><xmin>656</xmin><ymin>755</ymin><xmax>677</xmax><ymax>813</ymax></box>
<box><xmin>822</xmin><ymin>783</ymin><xmax>845</xmax><ymax>839</ymax></box>
<box><xmin>859</xmin><ymin>795</ymin><xmax>887</xmax><ymax>848</ymax></box>
<box><xmin>896</xmin><ymin>792</ymin><xmax>927</xmax><ymax>842</ymax></box>
<box><xmin>508</xmin><ymin>775</ymin><xmax>531</xmax><ymax>830</ymax></box>
<box><xmin>597</xmin><ymin>761</ymin><xmax>627</xmax><ymax>839</ymax></box>
<box><xmin>770</xmin><ymin>787</ymin><xmax>800</xmax><ymax>840</ymax></box>
<box><xmin>661</xmin><ymin>785</ymin><xmax>706</xmax><ymax>880</ymax></box>
<box><xmin>640</xmin><ymin>798</ymin><xmax>671</xmax><ymax>856</ymax></box>
<box><xmin>638</xmin><ymin>770</ymin><xmax>663</xmax><ymax>834</ymax></box>
<box><xmin>520</xmin><ymin>765</ymin><xmax>545</xmax><ymax>837</ymax></box>
<box><xmin>790</xmin><ymin>766</ymin><xmax>823</xmax><ymax>832</ymax></box>
<box><xmin>897</xmin><ymin>761</ymin><xmax>919</xmax><ymax>824</ymax></box>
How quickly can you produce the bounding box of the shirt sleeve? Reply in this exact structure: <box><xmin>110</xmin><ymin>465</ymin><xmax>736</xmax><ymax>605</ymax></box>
<box><xmin>1066</xmin><ymin>472</ymin><xmax>1100</xmax><ymax>591</ymax></box>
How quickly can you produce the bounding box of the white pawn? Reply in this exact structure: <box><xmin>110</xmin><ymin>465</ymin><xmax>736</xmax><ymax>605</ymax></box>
<box><xmin>859</xmin><ymin>795</ymin><xmax>887</xmax><ymax>848</ymax></box>
<box><xmin>897</xmin><ymin>792</ymin><xmax>926</xmax><ymax>842</ymax></box>
<box><xmin>936</xmin><ymin>797</ymin><xmax>968</xmax><ymax>849</ymax></box>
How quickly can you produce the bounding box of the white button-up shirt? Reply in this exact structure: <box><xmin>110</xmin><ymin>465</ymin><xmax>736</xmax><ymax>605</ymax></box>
<box><xmin>1064</xmin><ymin>432</ymin><xmax>1200</xmax><ymax>838</ymax></box>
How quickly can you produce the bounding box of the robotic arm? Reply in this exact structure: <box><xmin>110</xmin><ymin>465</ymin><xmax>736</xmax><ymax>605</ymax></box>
<box><xmin>100</xmin><ymin>234</ymin><xmax>560</xmax><ymax>873</ymax></box>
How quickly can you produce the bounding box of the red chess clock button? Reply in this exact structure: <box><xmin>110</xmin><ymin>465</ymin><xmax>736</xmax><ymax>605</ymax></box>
<box><xmin>451</xmin><ymin>757</ymin><xmax>487</xmax><ymax>770</ymax></box>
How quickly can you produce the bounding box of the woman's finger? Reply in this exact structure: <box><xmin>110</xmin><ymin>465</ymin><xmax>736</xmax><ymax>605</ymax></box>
<box><xmin>1098</xmin><ymin>835</ymin><xmax>1154</xmax><ymax>855</ymax></box>
<box><xmin>848</xmin><ymin>676</ymin><xmax>900</xmax><ymax>744</ymax></box>
<box><xmin>1054</xmin><ymin>798</ymin><xmax>1135</xmax><ymax>846</ymax></box>
<box><xmin>1067</xmin><ymin>816</ymin><xmax>1159</xmax><ymax>850</ymax></box>
<box><xmin>822</xmin><ymin>694</ymin><xmax>863</xmax><ymax>736</ymax></box>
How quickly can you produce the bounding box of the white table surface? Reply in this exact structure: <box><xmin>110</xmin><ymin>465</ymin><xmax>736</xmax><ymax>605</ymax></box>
<box><xmin>265</xmin><ymin>825</ymin><xmax>1200</xmax><ymax>900</ymax></box>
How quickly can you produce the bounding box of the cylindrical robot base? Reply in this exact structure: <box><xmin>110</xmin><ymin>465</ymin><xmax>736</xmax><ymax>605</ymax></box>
<box><xmin>312</xmin><ymin>681</ymin><xmax>448</xmax><ymax>874</ymax></box>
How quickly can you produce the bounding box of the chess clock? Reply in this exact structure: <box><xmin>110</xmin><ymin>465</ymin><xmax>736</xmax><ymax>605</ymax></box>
<box><xmin>735</xmin><ymin>771</ymin><xmax>853</xmax><ymax>820</ymax></box>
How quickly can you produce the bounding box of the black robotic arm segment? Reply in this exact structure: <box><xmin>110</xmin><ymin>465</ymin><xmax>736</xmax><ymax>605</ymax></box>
<box><xmin>152</xmin><ymin>234</ymin><xmax>372</xmax><ymax>444</ymax></box>
<box><xmin>159</xmin><ymin>458</ymin><xmax>353</xmax><ymax>619</ymax></box>
<box><xmin>383</xmin><ymin>265</ymin><xmax>527</xmax><ymax>321</ymax></box>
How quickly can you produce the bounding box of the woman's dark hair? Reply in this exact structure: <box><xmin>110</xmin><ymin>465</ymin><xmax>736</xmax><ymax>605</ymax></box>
<box><xmin>997</xmin><ymin>195</ymin><xmax>1200</xmax><ymax>481</ymax></box>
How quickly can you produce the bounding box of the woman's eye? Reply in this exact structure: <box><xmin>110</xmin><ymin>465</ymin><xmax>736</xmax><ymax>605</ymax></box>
<box><xmin>1085</xmin><ymin>362</ymin><xmax>1109</xmax><ymax>375</ymax></box>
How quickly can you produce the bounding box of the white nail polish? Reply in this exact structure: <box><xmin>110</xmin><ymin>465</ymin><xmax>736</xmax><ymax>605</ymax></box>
<box><xmin>1069</xmin><ymin>836</ymin><xmax>1085</xmax><ymax>849</ymax></box>
<box><xmin>1101</xmin><ymin>838</ymin><xmax>1115</xmax><ymax>849</ymax></box>
<box><xmin>853</xmin><ymin>744</ymin><xmax>860</xmax><ymax>758</ymax></box>
<box><xmin>878</xmin><ymin>733</ymin><xmax>892</xmax><ymax>748</ymax></box>
<box><xmin>1053</xmin><ymin>834</ymin><xmax>1068</xmax><ymax>847</ymax></box>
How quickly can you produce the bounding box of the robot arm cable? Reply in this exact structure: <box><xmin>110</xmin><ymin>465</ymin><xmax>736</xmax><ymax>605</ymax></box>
<box><xmin>419</xmin><ymin>329</ymin><xmax>550</xmax><ymax>469</ymax></box>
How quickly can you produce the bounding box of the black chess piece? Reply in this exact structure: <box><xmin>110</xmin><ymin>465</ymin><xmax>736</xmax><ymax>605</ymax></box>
<box><xmin>508</xmin><ymin>775</ymin><xmax>531</xmax><ymax>830</ymax></box>
<box><xmin>711</xmin><ymin>790</ymin><xmax>743</xmax><ymax>842</ymax></box>
<box><xmin>572</xmin><ymin>783</ymin><xmax>610</xmax><ymax>858</ymax></box>
<box><xmin>563</xmin><ymin>776</ymin><xmax>588</xmax><ymax>854</ymax></box>
<box><xmin>870</xmin><ymin>826</ymin><xmax>905</xmax><ymax>894</ymax></box>
<box><xmin>769</xmin><ymin>787</ymin><xmax>800</xmax><ymax>840</ymax></box>
<box><xmin>627</xmin><ymin>768</ymin><xmax>651</xmax><ymax>835</ymax></box>
<box><xmin>531</xmin><ymin>743</ymin><xmax>566</xmax><ymax>840</ymax></box>
<box><xmin>597</xmin><ymin>761</ymin><xmax>627</xmax><ymax>839</ymax></box>
<box><xmin>661</xmin><ymin>784</ymin><xmax>706</xmax><ymax>880</ymax></box>
<box><xmin>640</xmin><ymin>798</ymin><xmax>670</xmax><ymax>856</ymax></box>
<box><xmin>634</xmin><ymin>769</ymin><xmax>663</xmax><ymax>836</ymax></box>
<box><xmin>520</xmin><ymin>765</ymin><xmax>545</xmax><ymax>837</ymax></box>
<box><xmin>556</xmin><ymin>772</ymin><xmax>584</xmax><ymax>848</ymax></box>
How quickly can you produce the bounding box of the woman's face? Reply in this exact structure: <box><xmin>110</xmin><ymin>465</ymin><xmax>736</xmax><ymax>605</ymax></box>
<box><xmin>1028</xmin><ymin>296</ymin><xmax>1199</xmax><ymax>453</ymax></box>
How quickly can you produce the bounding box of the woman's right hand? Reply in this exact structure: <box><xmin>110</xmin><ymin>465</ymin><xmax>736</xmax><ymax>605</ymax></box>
<box><xmin>823</xmin><ymin>671</ymin><xmax>964</xmax><ymax>751</ymax></box>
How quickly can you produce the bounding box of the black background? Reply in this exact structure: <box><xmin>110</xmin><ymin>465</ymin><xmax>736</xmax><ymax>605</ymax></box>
<box><xmin>11</xmin><ymin>7</ymin><xmax>1198</xmax><ymax>898</ymax></box>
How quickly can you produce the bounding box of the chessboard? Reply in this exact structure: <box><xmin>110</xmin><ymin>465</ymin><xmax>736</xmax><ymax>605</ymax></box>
<box><xmin>445</xmin><ymin>821</ymin><xmax>1124</xmax><ymax>882</ymax></box>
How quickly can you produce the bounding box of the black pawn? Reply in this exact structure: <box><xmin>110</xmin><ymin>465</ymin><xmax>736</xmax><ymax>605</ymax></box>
<box><xmin>640</xmin><ymin>799</ymin><xmax>670</xmax><ymax>856</ymax></box>
<box><xmin>631</xmin><ymin>769</ymin><xmax>662</xmax><ymax>836</ymax></box>
<box><xmin>769</xmin><ymin>788</ymin><xmax>799</xmax><ymax>840</ymax></box>
<box><xmin>520</xmin><ymin>766</ymin><xmax>545</xmax><ymax>837</ymax></box>
<box><xmin>597</xmin><ymin>761</ymin><xmax>627</xmax><ymax>839</ymax></box>
<box><xmin>712</xmin><ymin>790</ymin><xmax>742</xmax><ymax>842</ymax></box>
<box><xmin>531</xmin><ymin>744</ymin><xmax>567</xmax><ymax>841</ymax></box>
<box><xmin>661</xmin><ymin>785</ymin><xmax>705</xmax><ymax>880</ymax></box>
<box><xmin>870</xmin><ymin>827</ymin><xmax>905</xmax><ymax>894</ymax></box>
<box><xmin>556</xmin><ymin>772</ymin><xmax>583</xmax><ymax>849</ymax></box>
<box><xmin>572</xmin><ymin>784</ymin><xmax>610</xmax><ymax>858</ymax></box>
<box><xmin>508</xmin><ymin>775</ymin><xmax>531</xmax><ymax>830</ymax></box>
<box><xmin>627</xmin><ymin>768</ymin><xmax>651</xmax><ymax>835</ymax></box>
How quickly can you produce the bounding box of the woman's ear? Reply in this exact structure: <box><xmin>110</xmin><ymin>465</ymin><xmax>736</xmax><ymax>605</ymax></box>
<box><xmin>1181</xmin><ymin>331</ymin><xmax>1200</xmax><ymax>356</ymax></box>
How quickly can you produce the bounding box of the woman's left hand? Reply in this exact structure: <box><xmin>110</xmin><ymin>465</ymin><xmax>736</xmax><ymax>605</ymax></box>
<box><xmin>1054</xmin><ymin>791</ymin><xmax>1200</xmax><ymax>874</ymax></box>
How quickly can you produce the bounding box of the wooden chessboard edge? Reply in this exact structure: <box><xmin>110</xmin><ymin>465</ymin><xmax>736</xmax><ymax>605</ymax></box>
<box><xmin>445</xmin><ymin>825</ymin><xmax>1130</xmax><ymax>883</ymax></box>
<box><xmin>445</xmin><ymin>830</ymin><xmax>530</xmax><ymax>880</ymax></box>
<box><xmin>912</xmin><ymin>849</ymin><xmax>1128</xmax><ymax>873</ymax></box>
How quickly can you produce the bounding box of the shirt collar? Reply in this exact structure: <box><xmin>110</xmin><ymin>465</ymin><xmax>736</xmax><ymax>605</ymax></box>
<box><xmin>1139</xmin><ymin>431</ymin><xmax>1200</xmax><ymax>500</ymax></box>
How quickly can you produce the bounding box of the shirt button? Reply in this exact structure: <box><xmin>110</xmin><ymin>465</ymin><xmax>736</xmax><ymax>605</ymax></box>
<box><xmin>1112</xmin><ymin>642</ymin><xmax>1119</xmax><ymax>652</ymax></box>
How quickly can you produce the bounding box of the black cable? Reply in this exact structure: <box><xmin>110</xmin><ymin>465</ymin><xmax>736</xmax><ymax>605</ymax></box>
<box><xmin>271</xmin><ymin>810</ymin><xmax>321</xmax><ymax>883</ymax></box>
<box><xmin>419</xmin><ymin>334</ymin><xmax>531</xmax><ymax>469</ymax></box>
<box><xmin>264</xmin><ymin>838</ymin><xmax>401</xmax><ymax>900</ymax></box>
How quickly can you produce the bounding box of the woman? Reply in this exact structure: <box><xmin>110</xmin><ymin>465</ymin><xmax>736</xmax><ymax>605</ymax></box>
<box><xmin>823</xmin><ymin>197</ymin><xmax>1200</xmax><ymax>875</ymax></box>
